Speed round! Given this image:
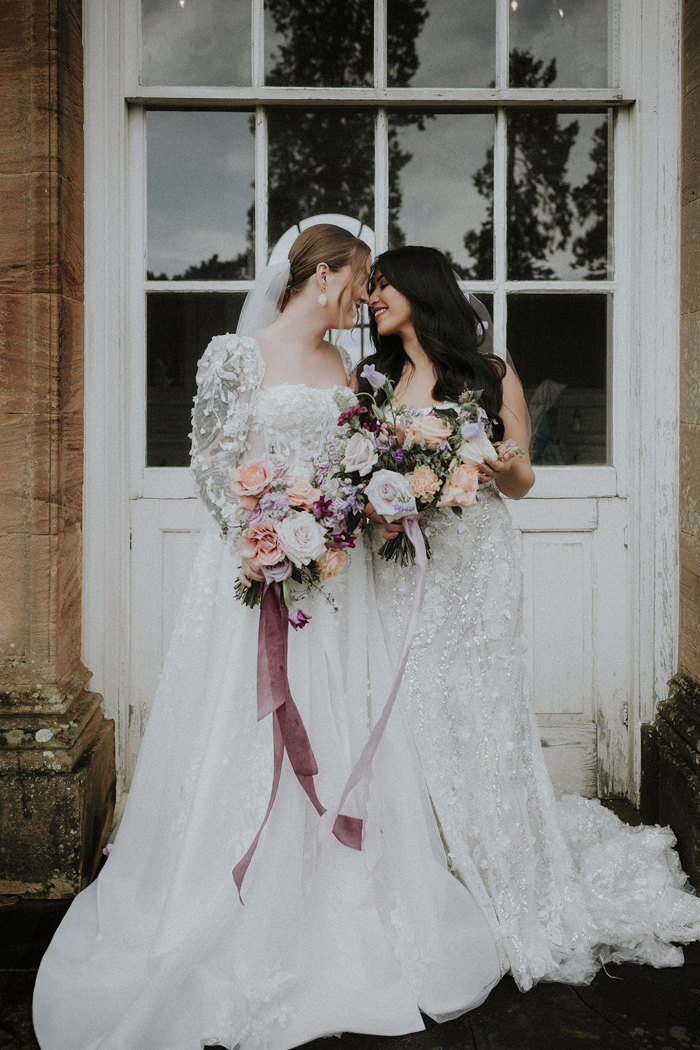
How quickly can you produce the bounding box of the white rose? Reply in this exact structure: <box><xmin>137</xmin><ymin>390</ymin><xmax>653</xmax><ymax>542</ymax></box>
<box><xmin>365</xmin><ymin>470</ymin><xmax>417</xmax><ymax>523</ymax></box>
<box><xmin>342</xmin><ymin>432</ymin><xmax>378</xmax><ymax>477</ymax></box>
<box><xmin>276</xmin><ymin>512</ymin><xmax>327</xmax><ymax>568</ymax></box>
<box><xmin>458</xmin><ymin>435</ymin><xmax>498</xmax><ymax>464</ymax></box>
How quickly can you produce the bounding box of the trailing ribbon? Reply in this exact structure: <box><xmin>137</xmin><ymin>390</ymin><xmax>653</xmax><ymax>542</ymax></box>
<box><xmin>313</xmin><ymin>516</ymin><xmax>428</xmax><ymax>862</ymax></box>
<box><xmin>233</xmin><ymin>581</ymin><xmax>362</xmax><ymax>902</ymax></box>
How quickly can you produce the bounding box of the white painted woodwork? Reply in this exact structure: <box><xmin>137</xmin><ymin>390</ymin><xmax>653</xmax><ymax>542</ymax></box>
<box><xmin>82</xmin><ymin>0</ymin><xmax>681</xmax><ymax>805</ymax></box>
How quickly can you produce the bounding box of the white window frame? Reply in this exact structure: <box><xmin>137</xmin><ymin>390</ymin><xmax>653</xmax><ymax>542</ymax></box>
<box><xmin>83</xmin><ymin>0</ymin><xmax>680</xmax><ymax>801</ymax></box>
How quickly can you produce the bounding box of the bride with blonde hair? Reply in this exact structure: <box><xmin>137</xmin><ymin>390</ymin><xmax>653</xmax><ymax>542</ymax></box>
<box><xmin>33</xmin><ymin>224</ymin><xmax>501</xmax><ymax>1050</ymax></box>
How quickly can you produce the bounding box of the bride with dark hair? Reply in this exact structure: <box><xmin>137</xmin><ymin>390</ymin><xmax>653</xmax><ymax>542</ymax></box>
<box><xmin>361</xmin><ymin>245</ymin><xmax>700</xmax><ymax>990</ymax></box>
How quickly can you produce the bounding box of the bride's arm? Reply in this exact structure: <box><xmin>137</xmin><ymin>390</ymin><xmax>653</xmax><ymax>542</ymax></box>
<box><xmin>477</xmin><ymin>364</ymin><xmax>535</xmax><ymax>499</ymax></box>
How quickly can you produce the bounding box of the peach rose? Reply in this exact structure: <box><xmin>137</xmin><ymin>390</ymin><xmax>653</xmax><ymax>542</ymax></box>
<box><xmin>317</xmin><ymin>547</ymin><xmax>347</xmax><ymax>581</ymax></box>
<box><xmin>404</xmin><ymin>414</ymin><xmax>452</xmax><ymax>451</ymax></box>
<box><xmin>239</xmin><ymin>519</ymin><xmax>285</xmax><ymax>566</ymax></box>
<box><xmin>286</xmin><ymin>477</ymin><xmax>321</xmax><ymax>511</ymax></box>
<box><xmin>231</xmin><ymin>457</ymin><xmax>277</xmax><ymax>509</ymax></box>
<box><xmin>405</xmin><ymin>464</ymin><xmax>442</xmax><ymax>503</ymax></box>
<box><xmin>437</xmin><ymin>462</ymin><xmax>479</xmax><ymax>510</ymax></box>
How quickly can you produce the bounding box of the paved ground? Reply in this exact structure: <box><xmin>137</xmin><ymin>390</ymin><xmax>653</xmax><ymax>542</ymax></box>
<box><xmin>2</xmin><ymin>803</ymin><xmax>699</xmax><ymax>1050</ymax></box>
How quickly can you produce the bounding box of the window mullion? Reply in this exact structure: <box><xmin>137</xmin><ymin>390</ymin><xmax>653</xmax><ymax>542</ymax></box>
<box><xmin>496</xmin><ymin>0</ymin><xmax>509</xmax><ymax>90</ymax></box>
<box><xmin>254</xmin><ymin>106</ymin><xmax>268</xmax><ymax>270</ymax></box>
<box><xmin>375</xmin><ymin>108</ymin><xmax>389</xmax><ymax>254</ymax></box>
<box><xmin>251</xmin><ymin>0</ymin><xmax>264</xmax><ymax>88</ymax></box>
<box><xmin>374</xmin><ymin>0</ymin><xmax>386</xmax><ymax>90</ymax></box>
<box><xmin>493</xmin><ymin>107</ymin><xmax>508</xmax><ymax>357</ymax></box>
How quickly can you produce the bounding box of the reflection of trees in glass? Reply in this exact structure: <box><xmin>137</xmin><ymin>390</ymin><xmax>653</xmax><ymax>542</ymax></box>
<box><xmin>462</xmin><ymin>51</ymin><xmax>609</xmax><ymax>280</ymax></box>
<box><xmin>464</xmin><ymin>50</ymin><xmax>579</xmax><ymax>279</ymax></box>
<box><xmin>147</xmin><ymin>251</ymin><xmax>251</xmax><ymax>282</ymax></box>
<box><xmin>266</xmin><ymin>0</ymin><xmax>429</xmax><ymax>247</ymax></box>
<box><xmin>571</xmin><ymin>120</ymin><xmax>608</xmax><ymax>278</ymax></box>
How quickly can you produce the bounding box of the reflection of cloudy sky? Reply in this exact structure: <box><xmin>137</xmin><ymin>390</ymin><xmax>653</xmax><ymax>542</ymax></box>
<box><xmin>141</xmin><ymin>0</ymin><xmax>251</xmax><ymax>85</ymax></box>
<box><xmin>390</xmin><ymin>114</ymin><xmax>493</xmax><ymax>273</ymax></box>
<box><xmin>509</xmin><ymin>0</ymin><xmax>609</xmax><ymax>85</ymax></box>
<box><xmin>147</xmin><ymin>112</ymin><xmax>254</xmax><ymax>277</ymax></box>
<box><xmin>393</xmin><ymin>0</ymin><xmax>495</xmax><ymax>87</ymax></box>
<box><xmin>143</xmin><ymin>2</ymin><xmax>610</xmax><ymax>279</ymax></box>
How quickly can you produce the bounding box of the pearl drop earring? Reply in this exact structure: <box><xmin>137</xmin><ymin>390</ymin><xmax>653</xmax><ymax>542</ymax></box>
<box><xmin>318</xmin><ymin>289</ymin><xmax>328</xmax><ymax>307</ymax></box>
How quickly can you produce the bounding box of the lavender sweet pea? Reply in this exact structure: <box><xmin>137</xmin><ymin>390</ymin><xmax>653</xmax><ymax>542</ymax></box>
<box><xmin>288</xmin><ymin>609</ymin><xmax>312</xmax><ymax>630</ymax></box>
<box><xmin>360</xmin><ymin>363</ymin><xmax>387</xmax><ymax>390</ymax></box>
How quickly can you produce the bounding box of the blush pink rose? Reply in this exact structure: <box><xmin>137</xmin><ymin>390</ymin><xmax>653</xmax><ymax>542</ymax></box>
<box><xmin>437</xmin><ymin>463</ymin><xmax>479</xmax><ymax>509</ymax></box>
<box><xmin>286</xmin><ymin>477</ymin><xmax>321</xmax><ymax>511</ymax></box>
<box><xmin>404</xmin><ymin>414</ymin><xmax>452</xmax><ymax>451</ymax></box>
<box><xmin>231</xmin><ymin>458</ymin><xmax>277</xmax><ymax>509</ymax></box>
<box><xmin>317</xmin><ymin>547</ymin><xmax>347</xmax><ymax>581</ymax></box>
<box><xmin>239</xmin><ymin>519</ymin><xmax>285</xmax><ymax>566</ymax></box>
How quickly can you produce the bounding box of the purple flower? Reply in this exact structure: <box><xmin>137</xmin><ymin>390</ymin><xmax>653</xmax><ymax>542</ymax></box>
<box><xmin>338</xmin><ymin>405</ymin><xmax>367</xmax><ymax>426</ymax></box>
<box><xmin>245</xmin><ymin>504</ymin><xmax>264</xmax><ymax>522</ymax></box>
<box><xmin>268</xmin><ymin>454</ymin><xmax>288</xmax><ymax>479</ymax></box>
<box><xmin>391</xmin><ymin>448</ymin><xmax>404</xmax><ymax>463</ymax></box>
<box><xmin>331</xmin><ymin>528</ymin><xmax>356</xmax><ymax>550</ymax></box>
<box><xmin>262</xmin><ymin>558</ymin><xmax>293</xmax><ymax>583</ymax></box>
<box><xmin>289</xmin><ymin>609</ymin><xmax>311</xmax><ymax>630</ymax></box>
<box><xmin>360</xmin><ymin>363</ymin><xmax>387</xmax><ymax>390</ymax></box>
<box><xmin>258</xmin><ymin>489</ymin><xmax>291</xmax><ymax>520</ymax></box>
<box><xmin>361</xmin><ymin>413</ymin><xmax>381</xmax><ymax>434</ymax></box>
<box><xmin>313</xmin><ymin>495</ymin><xmax>335</xmax><ymax>520</ymax></box>
<box><xmin>460</xmin><ymin>420</ymin><xmax>486</xmax><ymax>441</ymax></box>
<box><xmin>476</xmin><ymin>406</ymin><xmax>488</xmax><ymax>421</ymax></box>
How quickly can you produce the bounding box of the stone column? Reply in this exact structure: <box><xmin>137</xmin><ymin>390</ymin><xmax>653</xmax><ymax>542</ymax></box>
<box><xmin>641</xmin><ymin>0</ymin><xmax>700</xmax><ymax>887</ymax></box>
<box><xmin>0</xmin><ymin>0</ymin><xmax>115</xmax><ymax>897</ymax></box>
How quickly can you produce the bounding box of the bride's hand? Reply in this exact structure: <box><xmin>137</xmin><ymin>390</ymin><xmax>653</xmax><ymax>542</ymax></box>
<box><xmin>238</xmin><ymin>556</ymin><xmax>265</xmax><ymax>587</ymax></box>
<box><xmin>477</xmin><ymin>448</ymin><xmax>518</xmax><ymax>485</ymax></box>
<box><xmin>364</xmin><ymin>501</ymin><xmax>405</xmax><ymax>541</ymax></box>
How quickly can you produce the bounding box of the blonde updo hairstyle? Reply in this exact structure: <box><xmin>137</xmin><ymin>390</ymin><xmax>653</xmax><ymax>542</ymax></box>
<box><xmin>280</xmin><ymin>224</ymin><xmax>370</xmax><ymax>325</ymax></box>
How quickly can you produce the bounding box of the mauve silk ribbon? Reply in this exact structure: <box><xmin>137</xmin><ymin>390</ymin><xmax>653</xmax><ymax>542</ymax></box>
<box><xmin>233</xmin><ymin>517</ymin><xmax>427</xmax><ymax>900</ymax></box>
<box><xmin>313</xmin><ymin>516</ymin><xmax>427</xmax><ymax>858</ymax></box>
<box><xmin>232</xmin><ymin>581</ymin><xmax>362</xmax><ymax>901</ymax></box>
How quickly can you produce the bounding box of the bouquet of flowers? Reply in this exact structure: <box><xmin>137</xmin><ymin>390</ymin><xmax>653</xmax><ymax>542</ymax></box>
<box><xmin>329</xmin><ymin>363</ymin><xmax>525</xmax><ymax>566</ymax></box>
<box><xmin>231</xmin><ymin>451</ymin><xmax>364</xmax><ymax>623</ymax></box>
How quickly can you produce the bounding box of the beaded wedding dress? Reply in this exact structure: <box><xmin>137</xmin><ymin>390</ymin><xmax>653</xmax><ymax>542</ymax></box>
<box><xmin>371</xmin><ymin>482</ymin><xmax>700</xmax><ymax>991</ymax></box>
<box><xmin>32</xmin><ymin>334</ymin><xmax>501</xmax><ymax>1050</ymax></box>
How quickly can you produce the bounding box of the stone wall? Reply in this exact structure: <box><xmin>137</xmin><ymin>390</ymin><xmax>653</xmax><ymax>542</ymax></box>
<box><xmin>0</xmin><ymin>0</ymin><xmax>115</xmax><ymax>897</ymax></box>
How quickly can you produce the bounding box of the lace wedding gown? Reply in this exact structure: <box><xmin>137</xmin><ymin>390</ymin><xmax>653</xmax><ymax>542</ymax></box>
<box><xmin>32</xmin><ymin>335</ymin><xmax>501</xmax><ymax>1050</ymax></box>
<box><xmin>372</xmin><ymin>483</ymin><xmax>700</xmax><ymax>991</ymax></box>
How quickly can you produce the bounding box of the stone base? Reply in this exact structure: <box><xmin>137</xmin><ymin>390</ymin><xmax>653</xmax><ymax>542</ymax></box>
<box><xmin>0</xmin><ymin>693</ymin><xmax>115</xmax><ymax>898</ymax></box>
<box><xmin>640</xmin><ymin>674</ymin><xmax>700</xmax><ymax>888</ymax></box>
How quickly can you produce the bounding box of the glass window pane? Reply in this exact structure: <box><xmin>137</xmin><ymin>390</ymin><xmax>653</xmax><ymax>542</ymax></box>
<box><xmin>509</xmin><ymin>0</ymin><xmax>610</xmax><ymax>87</ymax></box>
<box><xmin>265</xmin><ymin>0</ymin><xmax>373</xmax><ymax>86</ymax></box>
<box><xmin>508</xmin><ymin>294</ymin><xmax>609</xmax><ymax>465</ymax></box>
<box><xmin>141</xmin><ymin>0</ymin><xmax>251</xmax><ymax>86</ymax></box>
<box><xmin>507</xmin><ymin>111</ymin><xmax>611</xmax><ymax>280</ymax></box>
<box><xmin>267</xmin><ymin>110</ymin><xmax>374</xmax><ymax>247</ymax></box>
<box><xmin>147</xmin><ymin>293</ymin><xmax>246</xmax><ymax>467</ymax></box>
<box><xmin>388</xmin><ymin>0</ymin><xmax>495</xmax><ymax>87</ymax></box>
<box><xmin>147</xmin><ymin>112</ymin><xmax>255</xmax><ymax>281</ymax></box>
<box><xmin>389</xmin><ymin>112</ymin><xmax>494</xmax><ymax>279</ymax></box>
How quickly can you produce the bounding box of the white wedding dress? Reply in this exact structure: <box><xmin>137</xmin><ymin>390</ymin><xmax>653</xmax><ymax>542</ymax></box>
<box><xmin>32</xmin><ymin>335</ymin><xmax>502</xmax><ymax>1050</ymax></box>
<box><xmin>372</xmin><ymin>482</ymin><xmax>700</xmax><ymax>990</ymax></box>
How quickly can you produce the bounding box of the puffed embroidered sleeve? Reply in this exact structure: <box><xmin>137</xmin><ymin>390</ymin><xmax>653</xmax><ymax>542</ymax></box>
<box><xmin>189</xmin><ymin>333</ymin><xmax>263</xmax><ymax>533</ymax></box>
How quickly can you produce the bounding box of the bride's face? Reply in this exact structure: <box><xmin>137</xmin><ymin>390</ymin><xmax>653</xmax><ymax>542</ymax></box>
<box><xmin>368</xmin><ymin>271</ymin><xmax>413</xmax><ymax>337</ymax></box>
<box><xmin>325</xmin><ymin>260</ymin><xmax>371</xmax><ymax>330</ymax></box>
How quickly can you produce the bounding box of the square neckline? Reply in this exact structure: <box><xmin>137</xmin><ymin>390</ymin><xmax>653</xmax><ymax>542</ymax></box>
<box><xmin>244</xmin><ymin>334</ymin><xmax>354</xmax><ymax>394</ymax></box>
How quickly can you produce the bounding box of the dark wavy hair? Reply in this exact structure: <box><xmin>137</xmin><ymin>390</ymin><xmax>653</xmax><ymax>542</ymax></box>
<box><xmin>356</xmin><ymin>246</ymin><xmax>505</xmax><ymax>438</ymax></box>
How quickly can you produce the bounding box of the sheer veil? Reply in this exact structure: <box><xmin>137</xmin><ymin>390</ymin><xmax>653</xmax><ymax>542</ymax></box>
<box><xmin>236</xmin><ymin>260</ymin><xmax>291</xmax><ymax>336</ymax></box>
